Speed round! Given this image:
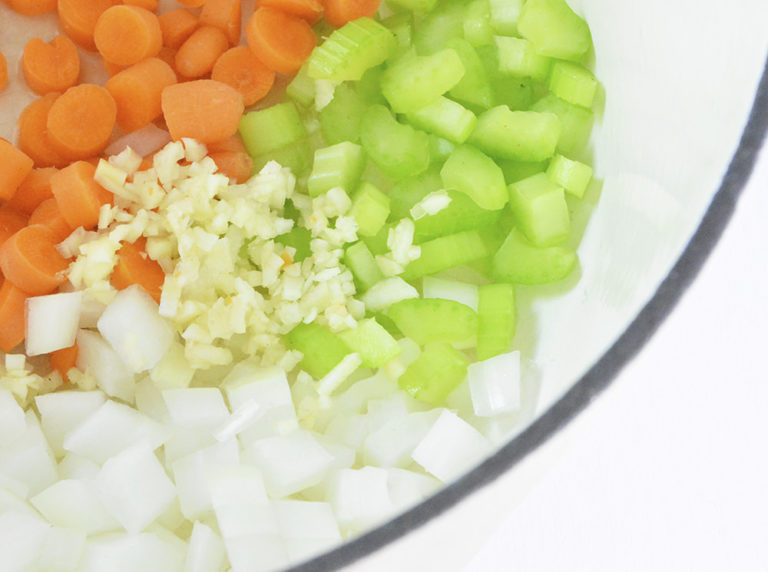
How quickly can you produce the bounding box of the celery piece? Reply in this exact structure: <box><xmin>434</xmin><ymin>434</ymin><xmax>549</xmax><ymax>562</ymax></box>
<box><xmin>285</xmin><ymin>64</ymin><xmax>315</xmax><ymax>108</ymax></box>
<box><xmin>362</xmin><ymin>222</ymin><xmax>392</xmax><ymax>255</ymax></box>
<box><xmin>387</xmin><ymin>0</ymin><xmax>436</xmax><ymax>15</ymax></box>
<box><xmin>446</xmin><ymin>38</ymin><xmax>494</xmax><ymax>111</ymax></box>
<box><xmin>307</xmin><ymin>142</ymin><xmax>366</xmax><ymax>197</ymax></box>
<box><xmin>350</xmin><ymin>182</ymin><xmax>390</xmax><ymax>237</ymax></box>
<box><xmin>494</xmin><ymin>36</ymin><xmax>551</xmax><ymax>81</ymax></box>
<box><xmin>428</xmin><ymin>136</ymin><xmax>456</xmax><ymax>164</ymax></box>
<box><xmin>547</xmin><ymin>154</ymin><xmax>593</xmax><ymax>199</ymax></box>
<box><xmin>517</xmin><ymin>0</ymin><xmax>591</xmax><ymax>62</ymax></box>
<box><xmin>388</xmin><ymin>298</ymin><xmax>478</xmax><ymax>345</ymax></box>
<box><xmin>469</xmin><ymin>106</ymin><xmax>561</xmax><ymax>162</ymax></box>
<box><xmin>380</xmin><ymin>49</ymin><xmax>466</xmax><ymax>113</ymax></box>
<box><xmin>338</xmin><ymin>318</ymin><xmax>401</xmax><ymax>368</ymax></box>
<box><xmin>440</xmin><ymin>144</ymin><xmax>507</xmax><ymax>211</ymax></box>
<box><xmin>548</xmin><ymin>61</ymin><xmax>598</xmax><ymax>109</ymax></box>
<box><xmin>398</xmin><ymin>342</ymin><xmax>469</xmax><ymax>406</ymax></box>
<box><xmin>239</xmin><ymin>102</ymin><xmax>307</xmax><ymax>157</ymax></box>
<box><xmin>492</xmin><ymin>228</ymin><xmax>576</xmax><ymax>284</ymax></box>
<box><xmin>381</xmin><ymin>12</ymin><xmax>414</xmax><ymax>59</ymax></box>
<box><xmin>405</xmin><ymin>97</ymin><xmax>477</xmax><ymax>145</ymax></box>
<box><xmin>508</xmin><ymin>173</ymin><xmax>570</xmax><ymax>246</ymax></box>
<box><xmin>307</xmin><ymin>18</ymin><xmax>396</xmax><ymax>81</ymax></box>
<box><xmin>491</xmin><ymin>76</ymin><xmax>534</xmax><ymax>110</ymax></box>
<box><xmin>531</xmin><ymin>94</ymin><xmax>593</xmax><ymax>157</ymax></box>
<box><xmin>498</xmin><ymin>159</ymin><xmax>547</xmax><ymax>183</ymax></box>
<box><xmin>463</xmin><ymin>0</ymin><xmax>494</xmax><ymax>47</ymax></box>
<box><xmin>476</xmin><ymin>283</ymin><xmax>516</xmax><ymax>360</ymax></box>
<box><xmin>414</xmin><ymin>190</ymin><xmax>501</xmax><ymax>243</ymax></box>
<box><xmin>488</xmin><ymin>0</ymin><xmax>523</xmax><ymax>35</ymax></box>
<box><xmin>413</xmin><ymin>0</ymin><xmax>466</xmax><ymax>55</ymax></box>
<box><xmin>276</xmin><ymin>226</ymin><xmax>312</xmax><ymax>262</ymax></box>
<box><xmin>318</xmin><ymin>84</ymin><xmax>367</xmax><ymax>145</ymax></box>
<box><xmin>403</xmin><ymin>230</ymin><xmax>489</xmax><ymax>280</ymax></box>
<box><xmin>356</xmin><ymin>66</ymin><xmax>387</xmax><ymax>105</ymax></box>
<box><xmin>344</xmin><ymin>241</ymin><xmax>385</xmax><ymax>292</ymax></box>
<box><xmin>286</xmin><ymin>323</ymin><xmax>351</xmax><ymax>379</ymax></box>
<box><xmin>251</xmin><ymin>139</ymin><xmax>313</xmax><ymax>176</ymax></box>
<box><xmin>360</xmin><ymin>105</ymin><xmax>430</xmax><ymax>179</ymax></box>
<box><xmin>389</xmin><ymin>165</ymin><xmax>442</xmax><ymax>220</ymax></box>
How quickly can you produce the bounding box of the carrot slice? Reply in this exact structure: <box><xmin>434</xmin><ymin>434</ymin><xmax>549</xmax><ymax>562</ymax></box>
<box><xmin>7</xmin><ymin>168</ymin><xmax>57</xmax><ymax>215</ymax></box>
<box><xmin>106</xmin><ymin>58</ymin><xmax>177</xmax><ymax>134</ymax></box>
<box><xmin>46</xmin><ymin>84</ymin><xmax>117</xmax><ymax>161</ymax></box>
<box><xmin>94</xmin><ymin>5</ymin><xmax>163</xmax><ymax>67</ymax></box>
<box><xmin>323</xmin><ymin>0</ymin><xmax>380</xmax><ymax>27</ymax></box>
<box><xmin>6</xmin><ymin>0</ymin><xmax>57</xmax><ymax>16</ymax></box>
<box><xmin>0</xmin><ymin>52</ymin><xmax>7</xmax><ymax>92</ymax></box>
<box><xmin>29</xmin><ymin>198</ymin><xmax>74</xmax><ymax>242</ymax></box>
<box><xmin>0</xmin><ymin>139</ymin><xmax>35</xmax><ymax>202</ymax></box>
<box><xmin>17</xmin><ymin>94</ymin><xmax>69</xmax><ymax>168</ymax></box>
<box><xmin>0</xmin><ymin>225</ymin><xmax>70</xmax><ymax>296</ymax></box>
<box><xmin>110</xmin><ymin>237</ymin><xmax>165</xmax><ymax>303</ymax></box>
<box><xmin>57</xmin><ymin>0</ymin><xmax>119</xmax><ymax>51</ymax></box>
<box><xmin>246</xmin><ymin>7</ymin><xmax>316</xmax><ymax>75</ymax></box>
<box><xmin>159</xmin><ymin>8</ymin><xmax>198</xmax><ymax>50</ymax></box>
<box><xmin>207</xmin><ymin>134</ymin><xmax>247</xmax><ymax>154</ymax></box>
<box><xmin>177</xmin><ymin>0</ymin><xmax>204</xmax><ymax>7</ymax></box>
<box><xmin>50</xmin><ymin>342</ymin><xmax>79</xmax><ymax>381</ymax></box>
<box><xmin>0</xmin><ymin>208</ymin><xmax>28</xmax><ymax>251</ymax></box>
<box><xmin>260</xmin><ymin>0</ymin><xmax>322</xmax><ymax>24</ymax></box>
<box><xmin>161</xmin><ymin>79</ymin><xmax>244</xmax><ymax>144</ymax></box>
<box><xmin>199</xmin><ymin>0</ymin><xmax>241</xmax><ymax>45</ymax></box>
<box><xmin>50</xmin><ymin>161</ymin><xmax>112</xmax><ymax>231</ymax></box>
<box><xmin>175</xmin><ymin>26</ymin><xmax>230</xmax><ymax>79</ymax></box>
<box><xmin>209</xmin><ymin>150</ymin><xmax>254</xmax><ymax>184</ymax></box>
<box><xmin>0</xmin><ymin>281</ymin><xmax>29</xmax><ymax>353</ymax></box>
<box><xmin>211</xmin><ymin>46</ymin><xmax>275</xmax><ymax>107</ymax></box>
<box><xmin>123</xmin><ymin>0</ymin><xmax>157</xmax><ymax>11</ymax></box>
<box><xmin>22</xmin><ymin>35</ymin><xmax>81</xmax><ymax>95</ymax></box>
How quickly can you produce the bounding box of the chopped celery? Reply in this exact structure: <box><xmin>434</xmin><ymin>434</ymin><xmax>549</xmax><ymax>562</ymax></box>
<box><xmin>380</xmin><ymin>49</ymin><xmax>466</xmax><ymax>113</ymax></box>
<box><xmin>388</xmin><ymin>165</ymin><xmax>443</xmax><ymax>220</ymax></box>
<box><xmin>476</xmin><ymin>283</ymin><xmax>516</xmax><ymax>360</ymax></box>
<box><xmin>276</xmin><ymin>226</ymin><xmax>312</xmax><ymax>262</ymax></box>
<box><xmin>362</xmin><ymin>222</ymin><xmax>392</xmax><ymax>255</ymax></box>
<box><xmin>446</xmin><ymin>38</ymin><xmax>494</xmax><ymax>110</ymax></box>
<box><xmin>498</xmin><ymin>159</ymin><xmax>547</xmax><ymax>182</ymax></box>
<box><xmin>387</xmin><ymin>298</ymin><xmax>478</xmax><ymax>345</ymax></box>
<box><xmin>494</xmin><ymin>36</ymin><xmax>551</xmax><ymax>81</ymax></box>
<box><xmin>344</xmin><ymin>241</ymin><xmax>385</xmax><ymax>291</ymax></box>
<box><xmin>488</xmin><ymin>0</ymin><xmax>524</xmax><ymax>35</ymax></box>
<box><xmin>414</xmin><ymin>190</ymin><xmax>501</xmax><ymax>243</ymax></box>
<box><xmin>463</xmin><ymin>0</ymin><xmax>494</xmax><ymax>47</ymax></box>
<box><xmin>547</xmin><ymin>154</ymin><xmax>593</xmax><ymax>199</ymax></box>
<box><xmin>548</xmin><ymin>61</ymin><xmax>598</xmax><ymax>108</ymax></box>
<box><xmin>359</xmin><ymin>105</ymin><xmax>430</xmax><ymax>179</ymax></box>
<box><xmin>398</xmin><ymin>342</ymin><xmax>469</xmax><ymax>406</ymax></box>
<box><xmin>428</xmin><ymin>135</ymin><xmax>456</xmax><ymax>163</ymax></box>
<box><xmin>403</xmin><ymin>230</ymin><xmax>489</xmax><ymax>280</ymax></box>
<box><xmin>491</xmin><ymin>76</ymin><xmax>534</xmax><ymax>110</ymax></box>
<box><xmin>517</xmin><ymin>0</ymin><xmax>592</xmax><ymax>62</ymax></box>
<box><xmin>286</xmin><ymin>323</ymin><xmax>351</xmax><ymax>379</ymax></box>
<box><xmin>285</xmin><ymin>64</ymin><xmax>315</xmax><ymax>108</ymax></box>
<box><xmin>349</xmin><ymin>182</ymin><xmax>390</xmax><ymax>237</ymax></box>
<box><xmin>338</xmin><ymin>318</ymin><xmax>401</xmax><ymax>368</ymax></box>
<box><xmin>355</xmin><ymin>66</ymin><xmax>387</xmax><ymax>105</ymax></box>
<box><xmin>508</xmin><ymin>172</ymin><xmax>570</xmax><ymax>246</ymax></box>
<box><xmin>492</xmin><ymin>228</ymin><xmax>577</xmax><ymax>284</ymax></box>
<box><xmin>469</xmin><ymin>106</ymin><xmax>561</xmax><ymax>162</ymax></box>
<box><xmin>239</xmin><ymin>103</ymin><xmax>307</xmax><ymax>157</ymax></box>
<box><xmin>387</xmin><ymin>0</ymin><xmax>437</xmax><ymax>15</ymax></box>
<box><xmin>307</xmin><ymin>142</ymin><xmax>366</xmax><ymax>197</ymax></box>
<box><xmin>251</xmin><ymin>139</ymin><xmax>313</xmax><ymax>176</ymax></box>
<box><xmin>531</xmin><ymin>94</ymin><xmax>593</xmax><ymax>157</ymax></box>
<box><xmin>412</xmin><ymin>0</ymin><xmax>466</xmax><ymax>55</ymax></box>
<box><xmin>318</xmin><ymin>83</ymin><xmax>367</xmax><ymax>144</ymax></box>
<box><xmin>440</xmin><ymin>145</ymin><xmax>508</xmax><ymax>211</ymax></box>
<box><xmin>405</xmin><ymin>97</ymin><xmax>477</xmax><ymax>144</ymax></box>
<box><xmin>381</xmin><ymin>12</ymin><xmax>414</xmax><ymax>59</ymax></box>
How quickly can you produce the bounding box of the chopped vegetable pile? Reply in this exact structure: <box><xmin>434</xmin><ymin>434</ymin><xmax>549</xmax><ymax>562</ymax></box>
<box><xmin>0</xmin><ymin>0</ymin><xmax>600</xmax><ymax>569</ymax></box>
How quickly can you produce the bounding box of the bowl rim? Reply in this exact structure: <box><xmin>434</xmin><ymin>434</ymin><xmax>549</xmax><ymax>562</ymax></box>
<box><xmin>289</xmin><ymin>55</ymin><xmax>768</xmax><ymax>572</ymax></box>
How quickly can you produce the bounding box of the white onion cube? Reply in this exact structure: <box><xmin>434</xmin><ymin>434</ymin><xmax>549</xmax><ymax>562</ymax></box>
<box><xmin>36</xmin><ymin>526</ymin><xmax>86</xmax><ymax>572</ymax></box>
<box><xmin>468</xmin><ymin>351</ymin><xmax>521</xmax><ymax>417</ymax></box>
<box><xmin>186</xmin><ymin>522</ymin><xmax>227</xmax><ymax>572</ymax></box>
<box><xmin>36</xmin><ymin>390</ymin><xmax>106</xmax><ymax>458</ymax></box>
<box><xmin>223</xmin><ymin>533</ymin><xmax>288</xmax><ymax>572</ymax></box>
<box><xmin>0</xmin><ymin>411</ymin><xmax>58</xmax><ymax>495</ymax></box>
<box><xmin>25</xmin><ymin>292</ymin><xmax>83</xmax><ymax>356</ymax></box>
<box><xmin>31</xmin><ymin>479</ymin><xmax>120</xmax><ymax>535</ymax></box>
<box><xmin>363</xmin><ymin>410</ymin><xmax>440</xmax><ymax>468</ymax></box>
<box><xmin>162</xmin><ymin>388</ymin><xmax>229</xmax><ymax>428</ymax></box>
<box><xmin>0</xmin><ymin>512</ymin><xmax>51</xmax><ymax>571</ymax></box>
<box><xmin>275</xmin><ymin>500</ymin><xmax>341</xmax><ymax>562</ymax></box>
<box><xmin>329</xmin><ymin>467</ymin><xmax>394</xmax><ymax>533</ymax></box>
<box><xmin>80</xmin><ymin>532</ymin><xmax>186</xmax><ymax>572</ymax></box>
<box><xmin>76</xmin><ymin>330</ymin><xmax>135</xmax><ymax>403</ymax></box>
<box><xmin>422</xmin><ymin>277</ymin><xmax>479</xmax><ymax>311</ymax></box>
<box><xmin>387</xmin><ymin>468</ymin><xmax>441</xmax><ymax>512</ymax></box>
<box><xmin>58</xmin><ymin>454</ymin><xmax>101</xmax><ymax>480</ymax></box>
<box><xmin>0</xmin><ymin>390</ymin><xmax>27</xmax><ymax>446</ymax></box>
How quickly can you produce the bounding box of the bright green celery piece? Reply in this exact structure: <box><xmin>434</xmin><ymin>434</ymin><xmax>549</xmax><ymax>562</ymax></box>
<box><xmin>405</xmin><ymin>97</ymin><xmax>477</xmax><ymax>145</ymax></box>
<box><xmin>517</xmin><ymin>0</ymin><xmax>592</xmax><ymax>62</ymax></box>
<box><xmin>446</xmin><ymin>38</ymin><xmax>494</xmax><ymax>111</ymax></box>
<box><xmin>387</xmin><ymin>0</ymin><xmax>436</xmax><ymax>15</ymax></box>
<box><xmin>361</xmin><ymin>222</ymin><xmax>392</xmax><ymax>255</ymax></box>
<box><xmin>276</xmin><ymin>226</ymin><xmax>311</xmax><ymax>262</ymax></box>
<box><xmin>403</xmin><ymin>230</ymin><xmax>489</xmax><ymax>280</ymax></box>
<box><xmin>498</xmin><ymin>159</ymin><xmax>547</xmax><ymax>183</ymax></box>
<box><xmin>389</xmin><ymin>165</ymin><xmax>442</xmax><ymax>220</ymax></box>
<box><xmin>440</xmin><ymin>145</ymin><xmax>507</xmax><ymax>211</ymax></box>
<box><xmin>239</xmin><ymin>102</ymin><xmax>307</xmax><ymax>157</ymax></box>
<box><xmin>307</xmin><ymin>17</ymin><xmax>396</xmax><ymax>81</ymax></box>
<box><xmin>548</xmin><ymin>61</ymin><xmax>598</xmax><ymax>108</ymax></box>
<box><xmin>355</xmin><ymin>66</ymin><xmax>387</xmax><ymax>105</ymax></box>
<box><xmin>428</xmin><ymin>136</ymin><xmax>455</xmax><ymax>164</ymax></box>
<box><xmin>360</xmin><ymin>104</ymin><xmax>430</xmax><ymax>179</ymax></box>
<box><xmin>349</xmin><ymin>182</ymin><xmax>390</xmax><ymax>236</ymax></box>
<box><xmin>463</xmin><ymin>0</ymin><xmax>494</xmax><ymax>47</ymax></box>
<box><xmin>318</xmin><ymin>83</ymin><xmax>367</xmax><ymax>144</ymax></box>
<box><xmin>414</xmin><ymin>190</ymin><xmax>501</xmax><ymax>243</ymax></box>
<box><xmin>495</xmin><ymin>36</ymin><xmax>551</xmax><ymax>81</ymax></box>
<box><xmin>251</xmin><ymin>139</ymin><xmax>312</xmax><ymax>176</ymax></box>
<box><xmin>338</xmin><ymin>318</ymin><xmax>401</xmax><ymax>368</ymax></box>
<box><xmin>532</xmin><ymin>94</ymin><xmax>593</xmax><ymax>157</ymax></box>
<box><xmin>285</xmin><ymin>64</ymin><xmax>315</xmax><ymax>108</ymax></box>
<box><xmin>388</xmin><ymin>298</ymin><xmax>478</xmax><ymax>345</ymax></box>
<box><xmin>492</xmin><ymin>227</ymin><xmax>576</xmax><ymax>284</ymax></box>
<box><xmin>286</xmin><ymin>323</ymin><xmax>351</xmax><ymax>379</ymax></box>
<box><xmin>469</xmin><ymin>106</ymin><xmax>561</xmax><ymax>162</ymax></box>
<box><xmin>344</xmin><ymin>241</ymin><xmax>384</xmax><ymax>291</ymax></box>
<box><xmin>477</xmin><ymin>283</ymin><xmax>516</xmax><ymax>360</ymax></box>
<box><xmin>381</xmin><ymin>12</ymin><xmax>414</xmax><ymax>59</ymax></box>
<box><xmin>547</xmin><ymin>154</ymin><xmax>593</xmax><ymax>199</ymax></box>
<box><xmin>398</xmin><ymin>342</ymin><xmax>469</xmax><ymax>406</ymax></box>
<box><xmin>413</xmin><ymin>0</ymin><xmax>466</xmax><ymax>55</ymax></box>
<box><xmin>491</xmin><ymin>76</ymin><xmax>533</xmax><ymax>110</ymax></box>
<box><xmin>508</xmin><ymin>172</ymin><xmax>570</xmax><ymax>246</ymax></box>
<box><xmin>380</xmin><ymin>49</ymin><xmax>466</xmax><ymax>113</ymax></box>
<box><xmin>307</xmin><ymin>141</ymin><xmax>366</xmax><ymax>197</ymax></box>
<box><xmin>488</xmin><ymin>0</ymin><xmax>523</xmax><ymax>35</ymax></box>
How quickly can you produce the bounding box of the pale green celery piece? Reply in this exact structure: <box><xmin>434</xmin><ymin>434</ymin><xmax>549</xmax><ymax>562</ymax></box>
<box><xmin>361</xmin><ymin>222</ymin><xmax>393</xmax><ymax>255</ymax></box>
<box><xmin>285</xmin><ymin>64</ymin><xmax>315</xmax><ymax>108</ymax></box>
<box><xmin>355</xmin><ymin>66</ymin><xmax>387</xmax><ymax>105</ymax></box>
<box><xmin>428</xmin><ymin>136</ymin><xmax>456</xmax><ymax>164</ymax></box>
<box><xmin>239</xmin><ymin>102</ymin><xmax>307</xmax><ymax>157</ymax></box>
<box><xmin>349</xmin><ymin>182</ymin><xmax>391</xmax><ymax>236</ymax></box>
<box><xmin>414</xmin><ymin>190</ymin><xmax>501</xmax><ymax>243</ymax></box>
<box><xmin>492</xmin><ymin>227</ymin><xmax>577</xmax><ymax>285</ymax></box>
<box><xmin>380</xmin><ymin>49</ymin><xmax>466</xmax><ymax>113</ymax></box>
<box><xmin>359</xmin><ymin>104</ymin><xmax>431</xmax><ymax>179</ymax></box>
<box><xmin>251</xmin><ymin>139</ymin><xmax>313</xmax><ymax>176</ymax></box>
<box><xmin>494</xmin><ymin>36</ymin><xmax>551</xmax><ymax>81</ymax></box>
<box><xmin>491</xmin><ymin>76</ymin><xmax>534</xmax><ymax>110</ymax></box>
<box><xmin>413</xmin><ymin>0</ymin><xmax>466</xmax><ymax>55</ymax></box>
<box><xmin>517</xmin><ymin>0</ymin><xmax>592</xmax><ymax>62</ymax></box>
<box><xmin>307</xmin><ymin>141</ymin><xmax>366</xmax><ymax>197</ymax></box>
<box><xmin>403</xmin><ymin>230</ymin><xmax>489</xmax><ymax>280</ymax></box>
<box><xmin>318</xmin><ymin>83</ymin><xmax>367</xmax><ymax>145</ymax></box>
<box><xmin>508</xmin><ymin>172</ymin><xmax>570</xmax><ymax>246</ymax></box>
<box><xmin>548</xmin><ymin>61</ymin><xmax>598</xmax><ymax>108</ymax></box>
<box><xmin>488</xmin><ymin>0</ymin><xmax>524</xmax><ymax>35</ymax></box>
<box><xmin>440</xmin><ymin>144</ymin><xmax>508</xmax><ymax>211</ymax></box>
<box><xmin>498</xmin><ymin>158</ymin><xmax>547</xmax><ymax>183</ymax></box>
<box><xmin>338</xmin><ymin>318</ymin><xmax>401</xmax><ymax>368</ymax></box>
<box><xmin>463</xmin><ymin>0</ymin><xmax>494</xmax><ymax>47</ymax></box>
<box><xmin>387</xmin><ymin>0</ymin><xmax>436</xmax><ymax>15</ymax></box>
<box><xmin>387</xmin><ymin>298</ymin><xmax>478</xmax><ymax>345</ymax></box>
<box><xmin>381</xmin><ymin>12</ymin><xmax>414</xmax><ymax>59</ymax></box>
<box><xmin>476</xmin><ymin>283</ymin><xmax>516</xmax><ymax>360</ymax></box>
<box><xmin>546</xmin><ymin>154</ymin><xmax>593</xmax><ymax>199</ymax></box>
<box><xmin>446</xmin><ymin>38</ymin><xmax>495</xmax><ymax>110</ymax></box>
<box><xmin>398</xmin><ymin>342</ymin><xmax>469</xmax><ymax>406</ymax></box>
<box><xmin>469</xmin><ymin>106</ymin><xmax>561</xmax><ymax>162</ymax></box>
<box><xmin>405</xmin><ymin>97</ymin><xmax>477</xmax><ymax>144</ymax></box>
<box><xmin>531</xmin><ymin>94</ymin><xmax>593</xmax><ymax>157</ymax></box>
<box><xmin>388</xmin><ymin>165</ymin><xmax>443</xmax><ymax>220</ymax></box>
<box><xmin>285</xmin><ymin>323</ymin><xmax>351</xmax><ymax>379</ymax></box>
<box><xmin>344</xmin><ymin>241</ymin><xmax>384</xmax><ymax>291</ymax></box>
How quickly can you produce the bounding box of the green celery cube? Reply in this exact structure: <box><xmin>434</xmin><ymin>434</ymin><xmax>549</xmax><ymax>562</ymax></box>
<box><xmin>492</xmin><ymin>228</ymin><xmax>577</xmax><ymax>284</ymax></box>
<box><xmin>405</xmin><ymin>97</ymin><xmax>477</xmax><ymax>144</ymax></box>
<box><xmin>463</xmin><ymin>0</ymin><xmax>494</xmax><ymax>47</ymax></box>
<box><xmin>403</xmin><ymin>230</ymin><xmax>489</xmax><ymax>280</ymax></box>
<box><xmin>469</xmin><ymin>106</ymin><xmax>561</xmax><ymax>162</ymax></box>
<box><xmin>388</xmin><ymin>297</ymin><xmax>478</xmax><ymax>345</ymax></box>
<box><xmin>319</xmin><ymin>84</ymin><xmax>367</xmax><ymax>145</ymax></box>
<box><xmin>412</xmin><ymin>0</ymin><xmax>466</xmax><ymax>55</ymax></box>
<box><xmin>440</xmin><ymin>144</ymin><xmax>508</xmax><ymax>210</ymax></box>
<box><xmin>548</xmin><ymin>61</ymin><xmax>598</xmax><ymax>108</ymax></box>
<box><xmin>398</xmin><ymin>342</ymin><xmax>469</xmax><ymax>406</ymax></box>
<box><xmin>285</xmin><ymin>64</ymin><xmax>315</xmax><ymax>108</ymax></box>
<box><xmin>389</xmin><ymin>166</ymin><xmax>443</xmax><ymax>219</ymax></box>
<box><xmin>338</xmin><ymin>318</ymin><xmax>401</xmax><ymax>368</ymax></box>
<box><xmin>286</xmin><ymin>323</ymin><xmax>351</xmax><ymax>379</ymax></box>
<box><xmin>531</xmin><ymin>94</ymin><xmax>593</xmax><ymax>157</ymax></box>
<box><xmin>349</xmin><ymin>182</ymin><xmax>390</xmax><ymax>236</ymax></box>
<box><xmin>239</xmin><ymin>103</ymin><xmax>307</xmax><ymax>157</ymax></box>
<box><xmin>414</xmin><ymin>190</ymin><xmax>501</xmax><ymax>242</ymax></box>
<box><xmin>360</xmin><ymin>105</ymin><xmax>431</xmax><ymax>179</ymax></box>
<box><xmin>547</xmin><ymin>154</ymin><xmax>593</xmax><ymax>198</ymax></box>
<box><xmin>307</xmin><ymin>142</ymin><xmax>366</xmax><ymax>197</ymax></box>
<box><xmin>251</xmin><ymin>139</ymin><xmax>312</xmax><ymax>177</ymax></box>
<box><xmin>488</xmin><ymin>0</ymin><xmax>523</xmax><ymax>35</ymax></box>
<box><xmin>344</xmin><ymin>241</ymin><xmax>384</xmax><ymax>292</ymax></box>
<box><xmin>447</xmin><ymin>38</ymin><xmax>494</xmax><ymax>110</ymax></box>
<box><xmin>517</xmin><ymin>0</ymin><xmax>592</xmax><ymax>62</ymax></box>
<box><xmin>494</xmin><ymin>36</ymin><xmax>551</xmax><ymax>81</ymax></box>
<box><xmin>477</xmin><ymin>283</ymin><xmax>516</xmax><ymax>360</ymax></box>
<box><xmin>508</xmin><ymin>172</ymin><xmax>570</xmax><ymax>246</ymax></box>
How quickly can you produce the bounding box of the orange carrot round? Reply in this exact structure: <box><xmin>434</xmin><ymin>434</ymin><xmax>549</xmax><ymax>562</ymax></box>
<box><xmin>29</xmin><ymin>198</ymin><xmax>74</xmax><ymax>242</ymax></box>
<box><xmin>18</xmin><ymin>94</ymin><xmax>70</xmax><ymax>168</ymax></box>
<box><xmin>207</xmin><ymin>134</ymin><xmax>247</xmax><ymax>154</ymax></box>
<box><xmin>259</xmin><ymin>0</ymin><xmax>323</xmax><ymax>24</ymax></box>
<box><xmin>161</xmin><ymin>79</ymin><xmax>244</xmax><ymax>144</ymax></box>
<box><xmin>46</xmin><ymin>84</ymin><xmax>117</xmax><ymax>161</ymax></box>
<box><xmin>0</xmin><ymin>52</ymin><xmax>7</xmax><ymax>92</ymax></box>
<box><xmin>175</xmin><ymin>26</ymin><xmax>230</xmax><ymax>79</ymax></box>
<box><xmin>0</xmin><ymin>139</ymin><xmax>35</xmax><ymax>202</ymax></box>
<box><xmin>57</xmin><ymin>0</ymin><xmax>119</xmax><ymax>51</ymax></box>
<box><xmin>158</xmin><ymin>8</ymin><xmax>198</xmax><ymax>50</ymax></box>
<box><xmin>111</xmin><ymin>237</ymin><xmax>165</xmax><ymax>303</ymax></box>
<box><xmin>0</xmin><ymin>280</ymin><xmax>29</xmax><ymax>353</ymax></box>
<box><xmin>50</xmin><ymin>342</ymin><xmax>79</xmax><ymax>381</ymax></box>
<box><xmin>177</xmin><ymin>0</ymin><xmax>204</xmax><ymax>7</ymax></box>
<box><xmin>94</xmin><ymin>5</ymin><xmax>163</xmax><ymax>66</ymax></box>
<box><xmin>22</xmin><ymin>35</ymin><xmax>81</xmax><ymax>95</ymax></box>
<box><xmin>199</xmin><ymin>0</ymin><xmax>242</xmax><ymax>45</ymax></box>
<box><xmin>246</xmin><ymin>7</ymin><xmax>316</xmax><ymax>76</ymax></box>
<box><xmin>123</xmin><ymin>0</ymin><xmax>157</xmax><ymax>11</ymax></box>
<box><xmin>323</xmin><ymin>0</ymin><xmax>380</xmax><ymax>27</ymax></box>
<box><xmin>6</xmin><ymin>0</ymin><xmax>57</xmax><ymax>16</ymax></box>
<box><xmin>209</xmin><ymin>150</ymin><xmax>254</xmax><ymax>184</ymax></box>
<box><xmin>50</xmin><ymin>161</ymin><xmax>112</xmax><ymax>230</ymax></box>
<box><xmin>7</xmin><ymin>168</ymin><xmax>57</xmax><ymax>215</ymax></box>
<box><xmin>106</xmin><ymin>57</ymin><xmax>177</xmax><ymax>134</ymax></box>
<box><xmin>0</xmin><ymin>225</ymin><xmax>70</xmax><ymax>296</ymax></box>
<box><xmin>0</xmin><ymin>208</ymin><xmax>29</xmax><ymax>251</ymax></box>
<box><xmin>102</xmin><ymin>57</ymin><xmax>124</xmax><ymax>77</ymax></box>
<box><xmin>211</xmin><ymin>46</ymin><xmax>275</xmax><ymax>107</ymax></box>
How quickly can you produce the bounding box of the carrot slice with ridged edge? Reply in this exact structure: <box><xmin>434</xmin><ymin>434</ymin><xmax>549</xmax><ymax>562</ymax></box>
<box><xmin>22</xmin><ymin>35</ymin><xmax>80</xmax><ymax>95</ymax></box>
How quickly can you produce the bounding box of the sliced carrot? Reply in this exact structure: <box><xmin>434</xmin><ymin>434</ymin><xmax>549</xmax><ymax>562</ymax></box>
<box><xmin>22</xmin><ymin>35</ymin><xmax>81</xmax><ymax>95</ymax></box>
<box><xmin>50</xmin><ymin>342</ymin><xmax>79</xmax><ymax>381</ymax></box>
<box><xmin>177</xmin><ymin>0</ymin><xmax>204</xmax><ymax>7</ymax></box>
<box><xmin>123</xmin><ymin>0</ymin><xmax>157</xmax><ymax>11</ymax></box>
<box><xmin>57</xmin><ymin>0</ymin><xmax>119</xmax><ymax>51</ymax></box>
<box><xmin>7</xmin><ymin>168</ymin><xmax>57</xmax><ymax>215</ymax></box>
<box><xmin>102</xmin><ymin>57</ymin><xmax>124</xmax><ymax>77</ymax></box>
<box><xmin>199</xmin><ymin>0</ymin><xmax>241</xmax><ymax>45</ymax></box>
<box><xmin>207</xmin><ymin>134</ymin><xmax>247</xmax><ymax>154</ymax></box>
<box><xmin>323</xmin><ymin>0</ymin><xmax>380</xmax><ymax>27</ymax></box>
<box><xmin>0</xmin><ymin>52</ymin><xmax>7</xmax><ymax>92</ymax></box>
<box><xmin>0</xmin><ymin>208</ymin><xmax>28</xmax><ymax>250</ymax></box>
<box><xmin>158</xmin><ymin>8</ymin><xmax>198</xmax><ymax>50</ymax></box>
<box><xmin>106</xmin><ymin>58</ymin><xmax>177</xmax><ymax>134</ymax></box>
<box><xmin>245</xmin><ymin>7</ymin><xmax>316</xmax><ymax>75</ymax></box>
<box><xmin>211</xmin><ymin>46</ymin><xmax>275</xmax><ymax>107</ymax></box>
<box><xmin>260</xmin><ymin>0</ymin><xmax>323</xmax><ymax>24</ymax></box>
<box><xmin>0</xmin><ymin>281</ymin><xmax>29</xmax><ymax>353</ymax></box>
<box><xmin>175</xmin><ymin>26</ymin><xmax>230</xmax><ymax>79</ymax></box>
<box><xmin>46</xmin><ymin>84</ymin><xmax>117</xmax><ymax>161</ymax></box>
<box><xmin>0</xmin><ymin>225</ymin><xmax>70</xmax><ymax>296</ymax></box>
<box><xmin>29</xmin><ymin>198</ymin><xmax>74</xmax><ymax>242</ymax></box>
<box><xmin>0</xmin><ymin>139</ymin><xmax>35</xmax><ymax>202</ymax></box>
<box><xmin>110</xmin><ymin>237</ymin><xmax>165</xmax><ymax>303</ymax></box>
<box><xmin>50</xmin><ymin>161</ymin><xmax>112</xmax><ymax>230</ymax></box>
<box><xmin>5</xmin><ymin>0</ymin><xmax>57</xmax><ymax>16</ymax></box>
<box><xmin>18</xmin><ymin>94</ymin><xmax>69</xmax><ymax>168</ymax></box>
<box><xmin>161</xmin><ymin>79</ymin><xmax>244</xmax><ymax>144</ymax></box>
<box><xmin>94</xmin><ymin>5</ymin><xmax>163</xmax><ymax>67</ymax></box>
<box><xmin>209</xmin><ymin>150</ymin><xmax>254</xmax><ymax>184</ymax></box>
